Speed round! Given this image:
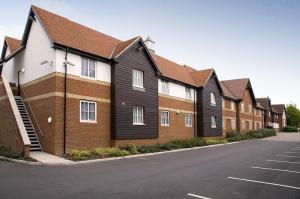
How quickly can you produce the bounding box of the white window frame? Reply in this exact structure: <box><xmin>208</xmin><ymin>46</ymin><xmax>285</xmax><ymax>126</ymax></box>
<box><xmin>161</xmin><ymin>111</ymin><xmax>170</xmax><ymax>126</ymax></box>
<box><xmin>161</xmin><ymin>80</ymin><xmax>169</xmax><ymax>94</ymax></box>
<box><xmin>222</xmin><ymin>98</ymin><xmax>225</xmax><ymax>108</ymax></box>
<box><xmin>248</xmin><ymin>104</ymin><xmax>252</xmax><ymax>114</ymax></box>
<box><xmin>211</xmin><ymin>116</ymin><xmax>217</xmax><ymax>128</ymax></box>
<box><xmin>185</xmin><ymin>87</ymin><xmax>192</xmax><ymax>100</ymax></box>
<box><xmin>210</xmin><ymin>92</ymin><xmax>216</xmax><ymax>106</ymax></box>
<box><xmin>80</xmin><ymin>100</ymin><xmax>97</xmax><ymax>123</ymax></box>
<box><xmin>132</xmin><ymin>69</ymin><xmax>144</xmax><ymax>88</ymax></box>
<box><xmin>231</xmin><ymin>119</ymin><xmax>236</xmax><ymax>130</ymax></box>
<box><xmin>185</xmin><ymin>113</ymin><xmax>192</xmax><ymax>127</ymax></box>
<box><xmin>133</xmin><ymin>107</ymin><xmax>144</xmax><ymax>125</ymax></box>
<box><xmin>222</xmin><ymin>118</ymin><xmax>226</xmax><ymax>129</ymax></box>
<box><xmin>81</xmin><ymin>57</ymin><xmax>96</xmax><ymax>79</ymax></box>
<box><xmin>241</xmin><ymin>103</ymin><xmax>245</xmax><ymax>113</ymax></box>
<box><xmin>231</xmin><ymin>101</ymin><xmax>235</xmax><ymax>111</ymax></box>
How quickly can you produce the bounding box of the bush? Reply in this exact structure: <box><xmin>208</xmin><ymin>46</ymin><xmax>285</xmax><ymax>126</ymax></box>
<box><xmin>226</xmin><ymin>129</ymin><xmax>276</xmax><ymax>141</ymax></box>
<box><xmin>0</xmin><ymin>145</ymin><xmax>21</xmax><ymax>159</ymax></box>
<box><xmin>68</xmin><ymin>148</ymin><xmax>130</xmax><ymax>161</ymax></box>
<box><xmin>283</xmin><ymin>126</ymin><xmax>298</xmax><ymax>132</ymax></box>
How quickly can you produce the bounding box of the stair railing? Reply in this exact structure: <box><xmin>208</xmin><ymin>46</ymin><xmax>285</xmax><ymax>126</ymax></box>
<box><xmin>21</xmin><ymin>87</ymin><xmax>44</xmax><ymax>137</ymax></box>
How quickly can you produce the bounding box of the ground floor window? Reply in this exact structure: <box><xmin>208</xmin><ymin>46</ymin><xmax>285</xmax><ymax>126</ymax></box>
<box><xmin>241</xmin><ymin>120</ymin><xmax>245</xmax><ymax>131</ymax></box>
<box><xmin>211</xmin><ymin>116</ymin><xmax>217</xmax><ymax>128</ymax></box>
<box><xmin>222</xmin><ymin>118</ymin><xmax>226</xmax><ymax>129</ymax></box>
<box><xmin>80</xmin><ymin>100</ymin><xmax>96</xmax><ymax>122</ymax></box>
<box><xmin>185</xmin><ymin>113</ymin><xmax>192</xmax><ymax>127</ymax></box>
<box><xmin>161</xmin><ymin>111</ymin><xmax>170</xmax><ymax>126</ymax></box>
<box><xmin>231</xmin><ymin>119</ymin><xmax>236</xmax><ymax>130</ymax></box>
<box><xmin>133</xmin><ymin>107</ymin><xmax>144</xmax><ymax>125</ymax></box>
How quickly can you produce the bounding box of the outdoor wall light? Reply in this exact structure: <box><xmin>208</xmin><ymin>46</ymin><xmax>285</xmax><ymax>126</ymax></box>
<box><xmin>48</xmin><ymin>117</ymin><xmax>53</xmax><ymax>124</ymax></box>
<box><xmin>176</xmin><ymin>110</ymin><xmax>180</xmax><ymax>114</ymax></box>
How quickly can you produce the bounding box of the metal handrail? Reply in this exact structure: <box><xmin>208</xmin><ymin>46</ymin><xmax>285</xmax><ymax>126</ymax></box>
<box><xmin>21</xmin><ymin>88</ymin><xmax>44</xmax><ymax>137</ymax></box>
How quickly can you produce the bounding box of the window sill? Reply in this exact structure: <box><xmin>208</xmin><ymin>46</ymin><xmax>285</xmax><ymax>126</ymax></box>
<box><xmin>185</xmin><ymin>125</ymin><xmax>192</xmax><ymax>128</ymax></box>
<box><xmin>80</xmin><ymin>120</ymin><xmax>97</xmax><ymax>124</ymax></box>
<box><xmin>132</xmin><ymin>86</ymin><xmax>145</xmax><ymax>92</ymax></box>
<box><xmin>210</xmin><ymin>104</ymin><xmax>217</xmax><ymax>106</ymax></box>
<box><xmin>80</xmin><ymin>75</ymin><xmax>96</xmax><ymax>80</ymax></box>
<box><xmin>161</xmin><ymin>124</ymin><xmax>170</xmax><ymax>127</ymax></box>
<box><xmin>133</xmin><ymin>123</ymin><xmax>145</xmax><ymax>126</ymax></box>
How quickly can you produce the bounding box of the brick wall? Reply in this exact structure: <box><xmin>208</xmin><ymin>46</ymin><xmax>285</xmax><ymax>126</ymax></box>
<box><xmin>222</xmin><ymin>99</ymin><xmax>237</xmax><ymax>135</ymax></box>
<box><xmin>0</xmin><ymin>78</ymin><xmax>30</xmax><ymax>157</ymax></box>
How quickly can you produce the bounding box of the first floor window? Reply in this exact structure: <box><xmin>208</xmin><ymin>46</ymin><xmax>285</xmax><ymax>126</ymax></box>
<box><xmin>161</xmin><ymin>80</ymin><xmax>169</xmax><ymax>94</ymax></box>
<box><xmin>185</xmin><ymin>87</ymin><xmax>192</xmax><ymax>100</ymax></box>
<box><xmin>132</xmin><ymin>70</ymin><xmax>144</xmax><ymax>88</ymax></box>
<box><xmin>222</xmin><ymin>98</ymin><xmax>225</xmax><ymax>108</ymax></box>
<box><xmin>241</xmin><ymin>120</ymin><xmax>245</xmax><ymax>130</ymax></box>
<box><xmin>210</xmin><ymin>92</ymin><xmax>216</xmax><ymax>106</ymax></box>
<box><xmin>133</xmin><ymin>107</ymin><xmax>144</xmax><ymax>125</ymax></box>
<box><xmin>231</xmin><ymin>119</ymin><xmax>236</xmax><ymax>130</ymax></box>
<box><xmin>248</xmin><ymin>104</ymin><xmax>252</xmax><ymax>114</ymax></box>
<box><xmin>161</xmin><ymin>111</ymin><xmax>170</xmax><ymax>126</ymax></box>
<box><xmin>81</xmin><ymin>57</ymin><xmax>96</xmax><ymax>78</ymax></box>
<box><xmin>185</xmin><ymin>114</ymin><xmax>192</xmax><ymax>127</ymax></box>
<box><xmin>222</xmin><ymin>118</ymin><xmax>226</xmax><ymax>129</ymax></box>
<box><xmin>241</xmin><ymin>103</ymin><xmax>245</xmax><ymax>113</ymax></box>
<box><xmin>211</xmin><ymin>116</ymin><xmax>217</xmax><ymax>128</ymax></box>
<box><xmin>231</xmin><ymin>101</ymin><xmax>235</xmax><ymax>111</ymax></box>
<box><xmin>80</xmin><ymin>101</ymin><xmax>96</xmax><ymax>122</ymax></box>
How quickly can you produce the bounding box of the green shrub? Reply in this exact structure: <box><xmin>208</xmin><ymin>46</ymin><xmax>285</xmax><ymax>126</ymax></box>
<box><xmin>283</xmin><ymin>126</ymin><xmax>298</xmax><ymax>132</ymax></box>
<box><xmin>93</xmin><ymin>148</ymin><xmax>130</xmax><ymax>157</ymax></box>
<box><xmin>226</xmin><ymin>129</ymin><xmax>276</xmax><ymax>142</ymax></box>
<box><xmin>70</xmin><ymin>150</ymin><xmax>93</xmax><ymax>161</ymax></box>
<box><xmin>119</xmin><ymin>144</ymin><xmax>139</xmax><ymax>154</ymax></box>
<box><xmin>0</xmin><ymin>145</ymin><xmax>21</xmax><ymax>159</ymax></box>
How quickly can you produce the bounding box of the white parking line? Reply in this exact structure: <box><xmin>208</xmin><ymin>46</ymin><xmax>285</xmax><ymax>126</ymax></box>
<box><xmin>228</xmin><ymin>177</ymin><xmax>300</xmax><ymax>190</ymax></box>
<box><xmin>187</xmin><ymin>193</ymin><xmax>212</xmax><ymax>199</ymax></box>
<box><xmin>292</xmin><ymin>149</ymin><xmax>300</xmax><ymax>151</ymax></box>
<box><xmin>286</xmin><ymin>152</ymin><xmax>300</xmax><ymax>154</ymax></box>
<box><xmin>251</xmin><ymin>166</ymin><xmax>300</xmax><ymax>174</ymax></box>
<box><xmin>276</xmin><ymin>155</ymin><xmax>300</xmax><ymax>158</ymax></box>
<box><xmin>267</xmin><ymin>160</ymin><xmax>300</xmax><ymax>164</ymax></box>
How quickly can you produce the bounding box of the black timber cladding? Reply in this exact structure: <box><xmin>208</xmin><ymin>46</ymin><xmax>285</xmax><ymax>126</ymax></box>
<box><xmin>111</xmin><ymin>41</ymin><xmax>158</xmax><ymax>139</ymax></box>
<box><xmin>197</xmin><ymin>75</ymin><xmax>222</xmax><ymax>137</ymax></box>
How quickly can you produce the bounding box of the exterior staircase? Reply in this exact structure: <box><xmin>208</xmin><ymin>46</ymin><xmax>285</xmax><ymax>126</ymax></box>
<box><xmin>14</xmin><ymin>96</ymin><xmax>42</xmax><ymax>151</ymax></box>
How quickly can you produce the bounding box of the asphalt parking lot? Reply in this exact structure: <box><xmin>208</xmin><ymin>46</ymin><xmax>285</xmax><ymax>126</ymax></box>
<box><xmin>0</xmin><ymin>133</ymin><xmax>299</xmax><ymax>199</ymax></box>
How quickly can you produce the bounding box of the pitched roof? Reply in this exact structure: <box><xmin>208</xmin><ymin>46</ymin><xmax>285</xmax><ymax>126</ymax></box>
<box><xmin>220</xmin><ymin>81</ymin><xmax>238</xmax><ymax>100</ymax></box>
<box><xmin>256</xmin><ymin>98</ymin><xmax>271</xmax><ymax>111</ymax></box>
<box><xmin>256</xmin><ymin>103</ymin><xmax>265</xmax><ymax>110</ymax></box>
<box><xmin>20</xmin><ymin>6</ymin><xmax>219</xmax><ymax>87</ymax></box>
<box><xmin>32</xmin><ymin>6</ymin><xmax>121</xmax><ymax>58</ymax></box>
<box><xmin>220</xmin><ymin>78</ymin><xmax>249</xmax><ymax>100</ymax></box>
<box><xmin>5</xmin><ymin>36</ymin><xmax>21</xmax><ymax>54</ymax></box>
<box><xmin>272</xmin><ymin>104</ymin><xmax>285</xmax><ymax>114</ymax></box>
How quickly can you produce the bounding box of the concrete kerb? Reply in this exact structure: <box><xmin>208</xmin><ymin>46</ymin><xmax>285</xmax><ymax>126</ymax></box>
<box><xmin>0</xmin><ymin>141</ymin><xmax>240</xmax><ymax>166</ymax></box>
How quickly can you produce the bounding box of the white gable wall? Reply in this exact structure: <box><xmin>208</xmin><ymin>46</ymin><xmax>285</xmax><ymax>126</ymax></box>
<box><xmin>1</xmin><ymin>48</ymin><xmax>17</xmax><ymax>83</ymax></box>
<box><xmin>17</xmin><ymin>19</ymin><xmax>56</xmax><ymax>85</ymax></box>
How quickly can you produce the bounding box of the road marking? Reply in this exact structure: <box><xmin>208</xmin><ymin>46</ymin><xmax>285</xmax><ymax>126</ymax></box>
<box><xmin>276</xmin><ymin>155</ymin><xmax>300</xmax><ymax>158</ymax></box>
<box><xmin>187</xmin><ymin>193</ymin><xmax>212</xmax><ymax>199</ymax></box>
<box><xmin>286</xmin><ymin>152</ymin><xmax>300</xmax><ymax>154</ymax></box>
<box><xmin>292</xmin><ymin>149</ymin><xmax>300</xmax><ymax>151</ymax></box>
<box><xmin>252</xmin><ymin>166</ymin><xmax>300</xmax><ymax>174</ymax></box>
<box><xmin>267</xmin><ymin>160</ymin><xmax>300</xmax><ymax>164</ymax></box>
<box><xmin>228</xmin><ymin>177</ymin><xmax>300</xmax><ymax>190</ymax></box>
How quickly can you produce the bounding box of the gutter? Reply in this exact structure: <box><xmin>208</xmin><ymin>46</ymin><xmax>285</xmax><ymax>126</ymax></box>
<box><xmin>63</xmin><ymin>48</ymin><xmax>68</xmax><ymax>154</ymax></box>
<box><xmin>193</xmin><ymin>89</ymin><xmax>197</xmax><ymax>138</ymax></box>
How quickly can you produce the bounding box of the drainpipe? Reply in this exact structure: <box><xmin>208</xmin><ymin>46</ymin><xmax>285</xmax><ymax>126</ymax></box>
<box><xmin>63</xmin><ymin>48</ymin><xmax>68</xmax><ymax>154</ymax></box>
<box><xmin>193</xmin><ymin>89</ymin><xmax>196</xmax><ymax>138</ymax></box>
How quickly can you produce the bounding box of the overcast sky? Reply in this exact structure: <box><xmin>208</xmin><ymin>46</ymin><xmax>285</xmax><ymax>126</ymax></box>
<box><xmin>1</xmin><ymin>0</ymin><xmax>299</xmax><ymax>107</ymax></box>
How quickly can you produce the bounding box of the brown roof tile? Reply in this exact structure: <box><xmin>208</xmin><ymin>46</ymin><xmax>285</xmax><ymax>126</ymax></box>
<box><xmin>256</xmin><ymin>98</ymin><xmax>271</xmax><ymax>111</ymax></box>
<box><xmin>220</xmin><ymin>81</ymin><xmax>237</xmax><ymax>100</ymax></box>
<box><xmin>30</xmin><ymin>5</ymin><xmax>217</xmax><ymax>87</ymax></box>
<box><xmin>5</xmin><ymin>36</ymin><xmax>21</xmax><ymax>54</ymax></box>
<box><xmin>272</xmin><ymin>104</ymin><xmax>285</xmax><ymax>114</ymax></box>
<box><xmin>220</xmin><ymin>78</ymin><xmax>249</xmax><ymax>100</ymax></box>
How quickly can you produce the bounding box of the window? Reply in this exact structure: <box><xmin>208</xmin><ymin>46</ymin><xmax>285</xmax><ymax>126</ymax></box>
<box><xmin>231</xmin><ymin>101</ymin><xmax>235</xmax><ymax>111</ymax></box>
<box><xmin>268</xmin><ymin>112</ymin><xmax>271</xmax><ymax>117</ymax></box>
<box><xmin>185</xmin><ymin>113</ymin><xmax>192</xmax><ymax>127</ymax></box>
<box><xmin>81</xmin><ymin>58</ymin><xmax>96</xmax><ymax>78</ymax></box>
<box><xmin>211</xmin><ymin>116</ymin><xmax>217</xmax><ymax>128</ymax></box>
<box><xmin>80</xmin><ymin>101</ymin><xmax>96</xmax><ymax>122</ymax></box>
<box><xmin>222</xmin><ymin>118</ymin><xmax>226</xmax><ymax>129</ymax></box>
<box><xmin>231</xmin><ymin>119</ymin><xmax>236</xmax><ymax>130</ymax></box>
<box><xmin>132</xmin><ymin>70</ymin><xmax>144</xmax><ymax>88</ymax></box>
<box><xmin>161</xmin><ymin>80</ymin><xmax>169</xmax><ymax>94</ymax></box>
<box><xmin>210</xmin><ymin>93</ymin><xmax>216</xmax><ymax>106</ymax></box>
<box><xmin>249</xmin><ymin>121</ymin><xmax>252</xmax><ymax>130</ymax></box>
<box><xmin>254</xmin><ymin>109</ymin><xmax>256</xmax><ymax>115</ymax></box>
<box><xmin>241</xmin><ymin>120</ymin><xmax>245</xmax><ymax>130</ymax></box>
<box><xmin>185</xmin><ymin>87</ymin><xmax>192</xmax><ymax>100</ymax></box>
<box><xmin>133</xmin><ymin>107</ymin><xmax>144</xmax><ymax>125</ymax></box>
<box><xmin>254</xmin><ymin>122</ymin><xmax>257</xmax><ymax>130</ymax></box>
<box><xmin>248</xmin><ymin>104</ymin><xmax>252</xmax><ymax>113</ymax></box>
<box><xmin>161</xmin><ymin>111</ymin><xmax>170</xmax><ymax>126</ymax></box>
<box><xmin>241</xmin><ymin>103</ymin><xmax>245</xmax><ymax>113</ymax></box>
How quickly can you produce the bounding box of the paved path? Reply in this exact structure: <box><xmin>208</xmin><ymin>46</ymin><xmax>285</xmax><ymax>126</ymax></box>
<box><xmin>30</xmin><ymin>151</ymin><xmax>73</xmax><ymax>164</ymax></box>
<box><xmin>1</xmin><ymin>134</ymin><xmax>300</xmax><ymax>199</ymax></box>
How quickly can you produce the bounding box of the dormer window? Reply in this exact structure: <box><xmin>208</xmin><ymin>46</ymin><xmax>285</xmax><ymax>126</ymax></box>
<box><xmin>185</xmin><ymin>87</ymin><xmax>192</xmax><ymax>100</ymax></box>
<box><xmin>210</xmin><ymin>92</ymin><xmax>216</xmax><ymax>106</ymax></box>
<box><xmin>132</xmin><ymin>69</ymin><xmax>144</xmax><ymax>88</ymax></box>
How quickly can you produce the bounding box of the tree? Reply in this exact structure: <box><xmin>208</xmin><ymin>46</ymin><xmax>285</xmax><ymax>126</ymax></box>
<box><xmin>286</xmin><ymin>104</ymin><xmax>300</xmax><ymax>127</ymax></box>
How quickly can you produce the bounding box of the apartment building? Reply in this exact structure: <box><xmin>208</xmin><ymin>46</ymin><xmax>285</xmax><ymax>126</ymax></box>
<box><xmin>271</xmin><ymin>104</ymin><xmax>286</xmax><ymax>131</ymax></box>
<box><xmin>256</xmin><ymin>98</ymin><xmax>274</xmax><ymax>129</ymax></box>
<box><xmin>220</xmin><ymin>78</ymin><xmax>264</xmax><ymax>134</ymax></box>
<box><xmin>0</xmin><ymin>6</ymin><xmax>224</xmax><ymax>156</ymax></box>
